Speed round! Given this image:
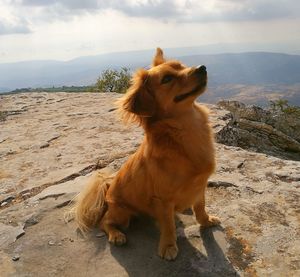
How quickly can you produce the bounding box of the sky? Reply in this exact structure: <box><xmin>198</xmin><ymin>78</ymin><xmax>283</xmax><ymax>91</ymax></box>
<box><xmin>0</xmin><ymin>0</ymin><xmax>300</xmax><ymax>63</ymax></box>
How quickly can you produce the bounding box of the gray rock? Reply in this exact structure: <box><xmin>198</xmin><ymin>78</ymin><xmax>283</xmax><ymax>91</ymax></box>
<box><xmin>0</xmin><ymin>92</ymin><xmax>299</xmax><ymax>276</ymax></box>
<box><xmin>39</xmin><ymin>142</ymin><xmax>50</xmax><ymax>149</ymax></box>
<box><xmin>48</xmin><ymin>240</ymin><xmax>55</xmax><ymax>246</ymax></box>
<box><xmin>12</xmin><ymin>255</ymin><xmax>20</xmax><ymax>261</ymax></box>
<box><xmin>0</xmin><ymin>223</ymin><xmax>25</xmax><ymax>248</ymax></box>
<box><xmin>217</xmin><ymin>100</ymin><xmax>300</xmax><ymax>160</ymax></box>
<box><xmin>0</xmin><ymin>92</ymin><xmax>142</xmax><ymax>204</ymax></box>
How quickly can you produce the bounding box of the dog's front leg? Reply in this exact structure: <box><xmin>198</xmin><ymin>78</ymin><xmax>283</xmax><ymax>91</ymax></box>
<box><xmin>193</xmin><ymin>186</ymin><xmax>221</xmax><ymax>227</ymax></box>
<box><xmin>152</xmin><ymin>198</ymin><xmax>178</xmax><ymax>260</ymax></box>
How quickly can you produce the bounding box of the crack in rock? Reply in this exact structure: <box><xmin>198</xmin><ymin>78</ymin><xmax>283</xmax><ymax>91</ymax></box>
<box><xmin>39</xmin><ymin>193</ymin><xmax>65</xmax><ymax>201</ymax></box>
<box><xmin>0</xmin><ymin>164</ymin><xmax>96</xmax><ymax>211</ymax></box>
<box><xmin>208</xmin><ymin>181</ymin><xmax>238</xmax><ymax>188</ymax></box>
<box><xmin>0</xmin><ymin>223</ymin><xmax>25</xmax><ymax>249</ymax></box>
<box><xmin>275</xmin><ymin>174</ymin><xmax>300</xmax><ymax>182</ymax></box>
<box><xmin>0</xmin><ymin>153</ymin><xmax>131</xmax><ymax>211</ymax></box>
<box><xmin>0</xmin><ymin>109</ymin><xmax>27</xmax><ymax>121</ymax></box>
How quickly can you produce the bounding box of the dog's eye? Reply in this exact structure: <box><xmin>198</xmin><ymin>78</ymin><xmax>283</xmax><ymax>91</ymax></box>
<box><xmin>161</xmin><ymin>75</ymin><xmax>174</xmax><ymax>84</ymax></box>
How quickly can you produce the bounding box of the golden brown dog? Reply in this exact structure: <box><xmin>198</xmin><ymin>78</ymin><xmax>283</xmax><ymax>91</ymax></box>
<box><xmin>73</xmin><ymin>48</ymin><xmax>220</xmax><ymax>260</ymax></box>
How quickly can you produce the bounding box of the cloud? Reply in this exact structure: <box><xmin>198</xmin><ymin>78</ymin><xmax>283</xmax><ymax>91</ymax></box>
<box><xmin>208</xmin><ymin>0</ymin><xmax>300</xmax><ymax>22</ymax></box>
<box><xmin>19</xmin><ymin>0</ymin><xmax>180</xmax><ymax>18</ymax></box>
<box><xmin>21</xmin><ymin>0</ymin><xmax>100</xmax><ymax>10</ymax></box>
<box><xmin>0</xmin><ymin>20</ymin><xmax>31</xmax><ymax>35</ymax></box>
<box><xmin>15</xmin><ymin>0</ymin><xmax>300</xmax><ymax>22</ymax></box>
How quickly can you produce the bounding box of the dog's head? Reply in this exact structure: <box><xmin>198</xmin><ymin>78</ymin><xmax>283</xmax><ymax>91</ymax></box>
<box><xmin>119</xmin><ymin>48</ymin><xmax>207</xmax><ymax>124</ymax></box>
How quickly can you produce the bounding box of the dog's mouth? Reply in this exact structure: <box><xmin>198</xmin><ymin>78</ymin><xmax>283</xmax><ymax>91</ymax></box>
<box><xmin>174</xmin><ymin>81</ymin><xmax>207</xmax><ymax>103</ymax></box>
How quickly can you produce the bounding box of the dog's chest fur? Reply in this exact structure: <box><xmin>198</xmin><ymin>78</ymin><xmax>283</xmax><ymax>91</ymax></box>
<box><xmin>146</xmin><ymin>104</ymin><xmax>215</xmax><ymax>178</ymax></box>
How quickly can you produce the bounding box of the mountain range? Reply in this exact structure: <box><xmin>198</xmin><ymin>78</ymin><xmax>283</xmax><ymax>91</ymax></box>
<box><xmin>1</xmin><ymin>47</ymin><xmax>300</xmax><ymax>106</ymax></box>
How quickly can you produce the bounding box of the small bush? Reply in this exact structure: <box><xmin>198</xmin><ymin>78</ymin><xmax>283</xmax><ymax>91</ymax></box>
<box><xmin>269</xmin><ymin>99</ymin><xmax>300</xmax><ymax>116</ymax></box>
<box><xmin>95</xmin><ymin>67</ymin><xmax>131</xmax><ymax>93</ymax></box>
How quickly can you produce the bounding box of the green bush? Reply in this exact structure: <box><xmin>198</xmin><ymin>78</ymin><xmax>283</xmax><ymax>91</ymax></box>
<box><xmin>269</xmin><ymin>99</ymin><xmax>300</xmax><ymax>115</ymax></box>
<box><xmin>95</xmin><ymin>67</ymin><xmax>131</xmax><ymax>93</ymax></box>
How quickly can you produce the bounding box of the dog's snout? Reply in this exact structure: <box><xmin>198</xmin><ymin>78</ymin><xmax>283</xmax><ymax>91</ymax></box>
<box><xmin>195</xmin><ymin>65</ymin><xmax>207</xmax><ymax>74</ymax></box>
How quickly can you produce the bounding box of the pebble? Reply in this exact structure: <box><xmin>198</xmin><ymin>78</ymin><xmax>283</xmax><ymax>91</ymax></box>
<box><xmin>25</xmin><ymin>217</ymin><xmax>39</xmax><ymax>227</ymax></box>
<box><xmin>22</xmin><ymin>192</ymin><xmax>31</xmax><ymax>198</ymax></box>
<box><xmin>48</xmin><ymin>240</ymin><xmax>55</xmax><ymax>246</ymax></box>
<box><xmin>237</xmin><ymin>161</ymin><xmax>245</xmax><ymax>168</ymax></box>
<box><xmin>0</xmin><ymin>196</ymin><xmax>15</xmax><ymax>207</ymax></box>
<box><xmin>12</xmin><ymin>255</ymin><xmax>20</xmax><ymax>261</ymax></box>
<box><xmin>40</xmin><ymin>142</ymin><xmax>50</xmax><ymax>149</ymax></box>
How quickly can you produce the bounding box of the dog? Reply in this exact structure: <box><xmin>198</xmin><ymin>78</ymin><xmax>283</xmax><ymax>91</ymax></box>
<box><xmin>73</xmin><ymin>48</ymin><xmax>220</xmax><ymax>260</ymax></box>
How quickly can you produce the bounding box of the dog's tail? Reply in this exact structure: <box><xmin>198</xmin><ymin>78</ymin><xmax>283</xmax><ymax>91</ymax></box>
<box><xmin>69</xmin><ymin>171</ymin><xmax>111</xmax><ymax>232</ymax></box>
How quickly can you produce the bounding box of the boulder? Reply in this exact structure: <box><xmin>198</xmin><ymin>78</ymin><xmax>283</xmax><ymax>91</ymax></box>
<box><xmin>217</xmin><ymin>100</ymin><xmax>300</xmax><ymax>161</ymax></box>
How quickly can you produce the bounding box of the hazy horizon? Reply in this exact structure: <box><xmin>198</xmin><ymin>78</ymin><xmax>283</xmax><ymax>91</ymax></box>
<box><xmin>1</xmin><ymin>0</ymin><xmax>300</xmax><ymax>63</ymax></box>
<box><xmin>1</xmin><ymin>43</ymin><xmax>300</xmax><ymax>65</ymax></box>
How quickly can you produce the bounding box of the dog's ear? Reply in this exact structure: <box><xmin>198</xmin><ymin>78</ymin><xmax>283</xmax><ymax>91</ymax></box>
<box><xmin>152</xmin><ymin>47</ymin><xmax>165</xmax><ymax>67</ymax></box>
<box><xmin>120</xmin><ymin>69</ymin><xmax>156</xmax><ymax>122</ymax></box>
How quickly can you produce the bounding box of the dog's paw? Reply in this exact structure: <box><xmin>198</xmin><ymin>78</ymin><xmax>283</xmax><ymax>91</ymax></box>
<box><xmin>158</xmin><ymin>244</ymin><xmax>178</xmax><ymax>261</ymax></box>
<box><xmin>200</xmin><ymin>215</ymin><xmax>221</xmax><ymax>228</ymax></box>
<box><xmin>108</xmin><ymin>231</ymin><xmax>127</xmax><ymax>246</ymax></box>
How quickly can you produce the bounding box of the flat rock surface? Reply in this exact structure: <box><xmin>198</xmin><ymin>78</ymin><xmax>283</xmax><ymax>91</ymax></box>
<box><xmin>0</xmin><ymin>92</ymin><xmax>141</xmax><ymax>203</ymax></box>
<box><xmin>0</xmin><ymin>92</ymin><xmax>299</xmax><ymax>277</ymax></box>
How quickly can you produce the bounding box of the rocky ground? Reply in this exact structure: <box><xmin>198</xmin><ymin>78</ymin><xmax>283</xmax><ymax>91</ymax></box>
<box><xmin>0</xmin><ymin>92</ymin><xmax>299</xmax><ymax>277</ymax></box>
<box><xmin>217</xmin><ymin>100</ymin><xmax>300</xmax><ymax>161</ymax></box>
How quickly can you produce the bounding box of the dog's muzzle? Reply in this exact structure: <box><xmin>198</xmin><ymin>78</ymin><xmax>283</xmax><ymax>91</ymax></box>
<box><xmin>174</xmin><ymin>65</ymin><xmax>207</xmax><ymax>103</ymax></box>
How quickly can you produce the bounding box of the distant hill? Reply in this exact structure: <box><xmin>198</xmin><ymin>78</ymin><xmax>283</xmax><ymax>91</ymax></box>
<box><xmin>201</xmin><ymin>83</ymin><xmax>300</xmax><ymax>106</ymax></box>
<box><xmin>0</xmin><ymin>49</ymin><xmax>300</xmax><ymax>105</ymax></box>
<box><xmin>180</xmin><ymin>52</ymin><xmax>300</xmax><ymax>85</ymax></box>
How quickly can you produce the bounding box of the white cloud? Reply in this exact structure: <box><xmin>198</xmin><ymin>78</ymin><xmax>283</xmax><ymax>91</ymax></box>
<box><xmin>0</xmin><ymin>1</ymin><xmax>31</xmax><ymax>35</ymax></box>
<box><xmin>0</xmin><ymin>20</ymin><xmax>31</xmax><ymax>35</ymax></box>
<box><xmin>9</xmin><ymin>0</ymin><xmax>300</xmax><ymax>23</ymax></box>
<box><xmin>0</xmin><ymin>0</ymin><xmax>299</xmax><ymax>62</ymax></box>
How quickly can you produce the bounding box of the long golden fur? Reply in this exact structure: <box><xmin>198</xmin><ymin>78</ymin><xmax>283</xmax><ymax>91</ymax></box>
<box><xmin>73</xmin><ymin>48</ymin><xmax>220</xmax><ymax>260</ymax></box>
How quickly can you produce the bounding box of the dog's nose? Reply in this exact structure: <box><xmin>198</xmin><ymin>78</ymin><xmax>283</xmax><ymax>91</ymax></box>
<box><xmin>195</xmin><ymin>65</ymin><xmax>207</xmax><ymax>74</ymax></box>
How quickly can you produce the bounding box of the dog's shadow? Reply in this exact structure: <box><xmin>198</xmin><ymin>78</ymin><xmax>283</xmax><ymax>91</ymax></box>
<box><xmin>90</xmin><ymin>215</ymin><xmax>239</xmax><ymax>277</ymax></box>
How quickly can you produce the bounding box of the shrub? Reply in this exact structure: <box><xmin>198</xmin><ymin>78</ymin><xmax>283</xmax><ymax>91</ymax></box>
<box><xmin>95</xmin><ymin>67</ymin><xmax>131</xmax><ymax>93</ymax></box>
<box><xmin>269</xmin><ymin>99</ymin><xmax>300</xmax><ymax>116</ymax></box>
